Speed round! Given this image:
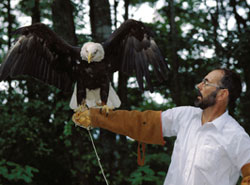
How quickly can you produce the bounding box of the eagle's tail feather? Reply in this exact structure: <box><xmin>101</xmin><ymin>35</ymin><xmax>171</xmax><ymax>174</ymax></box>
<box><xmin>70</xmin><ymin>83</ymin><xmax>78</xmax><ymax>110</ymax></box>
<box><xmin>107</xmin><ymin>84</ymin><xmax>121</xmax><ymax>108</ymax></box>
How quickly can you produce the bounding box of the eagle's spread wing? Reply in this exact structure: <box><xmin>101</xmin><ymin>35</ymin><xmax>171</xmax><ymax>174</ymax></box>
<box><xmin>103</xmin><ymin>19</ymin><xmax>168</xmax><ymax>92</ymax></box>
<box><xmin>0</xmin><ymin>23</ymin><xmax>81</xmax><ymax>93</ymax></box>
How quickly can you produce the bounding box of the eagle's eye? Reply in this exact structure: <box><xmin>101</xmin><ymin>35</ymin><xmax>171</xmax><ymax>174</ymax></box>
<box><xmin>85</xmin><ymin>49</ymin><xmax>88</xmax><ymax>53</ymax></box>
<box><xmin>94</xmin><ymin>50</ymin><xmax>97</xmax><ymax>54</ymax></box>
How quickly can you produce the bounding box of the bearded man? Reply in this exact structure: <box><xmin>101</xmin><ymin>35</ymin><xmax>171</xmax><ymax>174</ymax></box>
<box><xmin>73</xmin><ymin>68</ymin><xmax>250</xmax><ymax>185</ymax></box>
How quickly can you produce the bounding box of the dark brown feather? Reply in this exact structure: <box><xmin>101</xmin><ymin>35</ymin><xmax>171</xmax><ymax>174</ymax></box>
<box><xmin>103</xmin><ymin>19</ymin><xmax>168</xmax><ymax>92</ymax></box>
<box><xmin>0</xmin><ymin>23</ymin><xmax>81</xmax><ymax>93</ymax></box>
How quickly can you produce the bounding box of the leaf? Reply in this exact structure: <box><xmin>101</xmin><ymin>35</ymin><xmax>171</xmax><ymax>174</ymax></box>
<box><xmin>0</xmin><ymin>159</ymin><xmax>38</xmax><ymax>183</ymax></box>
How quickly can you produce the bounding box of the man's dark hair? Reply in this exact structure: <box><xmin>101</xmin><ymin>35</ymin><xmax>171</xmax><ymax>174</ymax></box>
<box><xmin>219</xmin><ymin>68</ymin><xmax>242</xmax><ymax>106</ymax></box>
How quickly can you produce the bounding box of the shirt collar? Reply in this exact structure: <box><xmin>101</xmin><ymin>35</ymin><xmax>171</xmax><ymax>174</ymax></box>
<box><xmin>210</xmin><ymin>110</ymin><xmax>229</xmax><ymax>131</ymax></box>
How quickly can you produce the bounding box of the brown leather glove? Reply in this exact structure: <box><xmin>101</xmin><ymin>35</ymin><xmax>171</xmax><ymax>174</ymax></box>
<box><xmin>72</xmin><ymin>108</ymin><xmax>165</xmax><ymax>146</ymax></box>
<box><xmin>241</xmin><ymin>163</ymin><xmax>250</xmax><ymax>185</ymax></box>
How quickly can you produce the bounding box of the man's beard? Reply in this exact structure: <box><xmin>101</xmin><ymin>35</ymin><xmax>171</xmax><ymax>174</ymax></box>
<box><xmin>194</xmin><ymin>89</ymin><xmax>219</xmax><ymax>110</ymax></box>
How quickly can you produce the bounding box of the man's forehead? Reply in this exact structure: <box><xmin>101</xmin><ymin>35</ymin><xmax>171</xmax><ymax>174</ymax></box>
<box><xmin>204</xmin><ymin>70</ymin><xmax>224</xmax><ymax>82</ymax></box>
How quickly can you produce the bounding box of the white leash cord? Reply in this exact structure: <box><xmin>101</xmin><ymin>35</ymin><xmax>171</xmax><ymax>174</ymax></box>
<box><xmin>87</xmin><ymin>129</ymin><xmax>109</xmax><ymax>185</ymax></box>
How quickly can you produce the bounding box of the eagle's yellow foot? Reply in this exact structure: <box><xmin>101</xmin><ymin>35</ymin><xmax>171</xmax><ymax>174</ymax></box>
<box><xmin>74</xmin><ymin>101</ymin><xmax>88</xmax><ymax>112</ymax></box>
<box><xmin>99</xmin><ymin>104</ymin><xmax>113</xmax><ymax>116</ymax></box>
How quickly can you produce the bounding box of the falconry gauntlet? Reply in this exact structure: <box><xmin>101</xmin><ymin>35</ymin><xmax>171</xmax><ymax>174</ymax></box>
<box><xmin>242</xmin><ymin>163</ymin><xmax>250</xmax><ymax>185</ymax></box>
<box><xmin>72</xmin><ymin>108</ymin><xmax>165</xmax><ymax>145</ymax></box>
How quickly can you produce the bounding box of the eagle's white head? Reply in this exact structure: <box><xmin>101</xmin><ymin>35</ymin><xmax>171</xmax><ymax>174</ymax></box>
<box><xmin>80</xmin><ymin>42</ymin><xmax>105</xmax><ymax>63</ymax></box>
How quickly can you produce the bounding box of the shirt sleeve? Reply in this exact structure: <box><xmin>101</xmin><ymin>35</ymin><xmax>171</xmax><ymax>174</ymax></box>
<box><xmin>227</xmin><ymin>127</ymin><xmax>250</xmax><ymax>172</ymax></box>
<box><xmin>234</xmin><ymin>133</ymin><xmax>250</xmax><ymax>171</ymax></box>
<box><xmin>161</xmin><ymin>108</ymin><xmax>176</xmax><ymax>137</ymax></box>
<box><xmin>161</xmin><ymin>106</ymin><xmax>189</xmax><ymax>137</ymax></box>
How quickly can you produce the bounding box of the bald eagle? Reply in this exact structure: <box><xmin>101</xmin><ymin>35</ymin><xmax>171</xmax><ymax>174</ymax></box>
<box><xmin>0</xmin><ymin>19</ymin><xmax>167</xmax><ymax>110</ymax></box>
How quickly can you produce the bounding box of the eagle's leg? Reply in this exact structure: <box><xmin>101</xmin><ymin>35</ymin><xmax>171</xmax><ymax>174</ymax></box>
<box><xmin>74</xmin><ymin>82</ymin><xmax>88</xmax><ymax>112</ymax></box>
<box><xmin>99</xmin><ymin>78</ymin><xmax>113</xmax><ymax>116</ymax></box>
<box><xmin>98</xmin><ymin>102</ymin><xmax>114</xmax><ymax>116</ymax></box>
<box><xmin>82</xmin><ymin>100</ymin><xmax>89</xmax><ymax>109</ymax></box>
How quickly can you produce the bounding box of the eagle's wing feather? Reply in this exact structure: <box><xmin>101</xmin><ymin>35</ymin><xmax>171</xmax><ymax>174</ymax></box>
<box><xmin>0</xmin><ymin>23</ymin><xmax>82</xmax><ymax>93</ymax></box>
<box><xmin>103</xmin><ymin>19</ymin><xmax>168</xmax><ymax>92</ymax></box>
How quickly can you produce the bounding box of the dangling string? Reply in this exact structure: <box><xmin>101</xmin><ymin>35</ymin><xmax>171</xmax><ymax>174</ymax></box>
<box><xmin>72</xmin><ymin>104</ymin><xmax>109</xmax><ymax>184</ymax></box>
<box><xmin>137</xmin><ymin>142</ymin><xmax>146</xmax><ymax>166</ymax></box>
<box><xmin>87</xmin><ymin>129</ymin><xmax>109</xmax><ymax>185</ymax></box>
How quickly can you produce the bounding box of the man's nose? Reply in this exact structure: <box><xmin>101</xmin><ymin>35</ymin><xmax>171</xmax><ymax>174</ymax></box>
<box><xmin>196</xmin><ymin>82</ymin><xmax>203</xmax><ymax>90</ymax></box>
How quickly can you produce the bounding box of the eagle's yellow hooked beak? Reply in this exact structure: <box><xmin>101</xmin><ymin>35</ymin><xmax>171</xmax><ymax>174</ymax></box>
<box><xmin>88</xmin><ymin>53</ymin><xmax>92</xmax><ymax>64</ymax></box>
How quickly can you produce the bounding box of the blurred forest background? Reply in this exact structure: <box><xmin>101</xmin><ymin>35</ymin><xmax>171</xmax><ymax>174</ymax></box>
<box><xmin>0</xmin><ymin>0</ymin><xmax>249</xmax><ymax>184</ymax></box>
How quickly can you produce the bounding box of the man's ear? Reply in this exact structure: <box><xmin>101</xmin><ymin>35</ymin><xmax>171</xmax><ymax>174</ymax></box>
<box><xmin>217</xmin><ymin>89</ymin><xmax>229</xmax><ymax>101</ymax></box>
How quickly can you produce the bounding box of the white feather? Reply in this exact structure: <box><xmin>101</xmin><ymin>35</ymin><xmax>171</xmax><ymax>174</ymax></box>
<box><xmin>69</xmin><ymin>83</ymin><xmax>121</xmax><ymax>109</ymax></box>
<box><xmin>69</xmin><ymin>84</ymin><xmax>78</xmax><ymax>109</ymax></box>
<box><xmin>80</xmin><ymin>42</ymin><xmax>104</xmax><ymax>62</ymax></box>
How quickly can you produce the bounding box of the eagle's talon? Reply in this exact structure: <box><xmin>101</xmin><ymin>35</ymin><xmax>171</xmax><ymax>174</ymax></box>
<box><xmin>99</xmin><ymin>105</ymin><xmax>113</xmax><ymax>116</ymax></box>
<box><xmin>74</xmin><ymin>101</ymin><xmax>88</xmax><ymax>112</ymax></box>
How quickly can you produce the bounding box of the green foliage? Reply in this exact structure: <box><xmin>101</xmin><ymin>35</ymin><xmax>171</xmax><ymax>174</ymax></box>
<box><xmin>129</xmin><ymin>152</ymin><xmax>170</xmax><ymax>185</ymax></box>
<box><xmin>129</xmin><ymin>165</ymin><xmax>164</xmax><ymax>185</ymax></box>
<box><xmin>0</xmin><ymin>159</ymin><xmax>38</xmax><ymax>183</ymax></box>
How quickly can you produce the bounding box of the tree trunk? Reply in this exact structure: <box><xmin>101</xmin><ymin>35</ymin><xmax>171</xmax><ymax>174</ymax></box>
<box><xmin>6</xmin><ymin>0</ymin><xmax>14</xmax><ymax>99</ymax></box>
<box><xmin>89</xmin><ymin>0</ymin><xmax>112</xmax><ymax>42</ymax></box>
<box><xmin>31</xmin><ymin>0</ymin><xmax>41</xmax><ymax>24</ymax></box>
<box><xmin>52</xmin><ymin>0</ymin><xmax>77</xmax><ymax>45</ymax></box>
<box><xmin>211</xmin><ymin>0</ymin><xmax>220</xmax><ymax>58</ymax></box>
<box><xmin>113</xmin><ymin>0</ymin><xmax>118</xmax><ymax>28</ymax></box>
<box><xmin>89</xmin><ymin>0</ymin><xmax>117</xmax><ymax>181</ymax></box>
<box><xmin>169</xmin><ymin>0</ymin><xmax>181</xmax><ymax>105</ymax></box>
<box><xmin>7</xmin><ymin>0</ymin><xmax>12</xmax><ymax>49</ymax></box>
<box><xmin>229</xmin><ymin>0</ymin><xmax>248</xmax><ymax>117</ymax></box>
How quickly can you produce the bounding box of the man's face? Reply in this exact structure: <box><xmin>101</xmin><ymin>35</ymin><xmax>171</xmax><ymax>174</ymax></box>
<box><xmin>194</xmin><ymin>70</ymin><xmax>224</xmax><ymax>110</ymax></box>
<box><xmin>194</xmin><ymin>88</ymin><xmax>219</xmax><ymax>109</ymax></box>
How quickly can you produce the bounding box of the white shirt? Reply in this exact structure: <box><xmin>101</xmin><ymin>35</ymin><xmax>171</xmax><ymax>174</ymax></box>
<box><xmin>161</xmin><ymin>106</ymin><xmax>250</xmax><ymax>185</ymax></box>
